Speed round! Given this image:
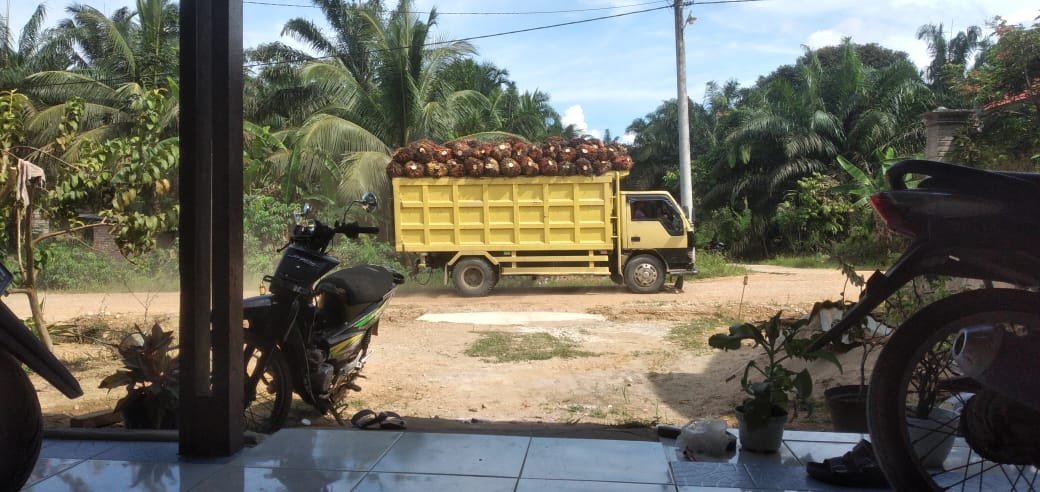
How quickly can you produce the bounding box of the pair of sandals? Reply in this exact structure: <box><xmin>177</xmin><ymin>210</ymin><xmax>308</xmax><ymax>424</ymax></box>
<box><xmin>806</xmin><ymin>440</ymin><xmax>889</xmax><ymax>488</ymax></box>
<box><xmin>350</xmin><ymin>409</ymin><xmax>406</xmax><ymax>430</ymax></box>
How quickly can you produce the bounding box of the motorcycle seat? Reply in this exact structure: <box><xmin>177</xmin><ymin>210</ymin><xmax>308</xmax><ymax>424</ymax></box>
<box><xmin>316</xmin><ymin>265</ymin><xmax>398</xmax><ymax>324</ymax></box>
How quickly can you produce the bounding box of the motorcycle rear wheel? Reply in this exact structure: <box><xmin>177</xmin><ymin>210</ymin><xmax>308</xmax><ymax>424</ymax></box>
<box><xmin>0</xmin><ymin>351</ymin><xmax>43</xmax><ymax>490</ymax></box>
<box><xmin>868</xmin><ymin>289</ymin><xmax>1040</xmax><ymax>491</ymax></box>
<box><xmin>243</xmin><ymin>340</ymin><xmax>292</xmax><ymax>434</ymax></box>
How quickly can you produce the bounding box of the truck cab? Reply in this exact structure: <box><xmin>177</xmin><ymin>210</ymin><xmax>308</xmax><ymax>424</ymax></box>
<box><xmin>618</xmin><ymin>192</ymin><xmax>696</xmax><ymax>292</ymax></box>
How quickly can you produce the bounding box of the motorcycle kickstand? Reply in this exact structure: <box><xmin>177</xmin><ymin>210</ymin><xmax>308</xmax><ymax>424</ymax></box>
<box><xmin>329</xmin><ymin>406</ymin><xmax>347</xmax><ymax>427</ymax></box>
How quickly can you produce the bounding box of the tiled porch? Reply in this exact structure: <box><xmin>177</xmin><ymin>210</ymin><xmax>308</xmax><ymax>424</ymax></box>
<box><xmin>24</xmin><ymin>429</ymin><xmax>889</xmax><ymax>491</ymax></box>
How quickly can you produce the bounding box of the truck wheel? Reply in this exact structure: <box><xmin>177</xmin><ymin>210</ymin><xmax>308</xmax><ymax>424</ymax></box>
<box><xmin>624</xmin><ymin>255</ymin><xmax>665</xmax><ymax>293</ymax></box>
<box><xmin>452</xmin><ymin>258</ymin><xmax>498</xmax><ymax>296</ymax></box>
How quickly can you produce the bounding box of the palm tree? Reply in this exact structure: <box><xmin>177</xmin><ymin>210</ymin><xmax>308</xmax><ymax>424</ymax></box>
<box><xmin>252</xmin><ymin>0</ymin><xmax>487</xmax><ymax>205</ymax></box>
<box><xmin>0</xmin><ymin>4</ymin><xmax>70</xmax><ymax>92</ymax></box>
<box><xmin>705</xmin><ymin>40</ymin><xmax>931</xmax><ymax>256</ymax></box>
<box><xmin>917</xmin><ymin>23</ymin><xmax>986</xmax><ymax>106</ymax></box>
<box><xmin>19</xmin><ymin>0</ymin><xmax>180</xmax><ymax>159</ymax></box>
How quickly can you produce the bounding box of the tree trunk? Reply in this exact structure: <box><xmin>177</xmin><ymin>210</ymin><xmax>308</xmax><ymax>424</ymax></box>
<box><xmin>19</xmin><ymin>206</ymin><xmax>51</xmax><ymax>351</ymax></box>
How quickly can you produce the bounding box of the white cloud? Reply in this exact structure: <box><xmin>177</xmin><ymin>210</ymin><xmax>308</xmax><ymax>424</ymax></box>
<box><xmin>561</xmin><ymin>105</ymin><xmax>602</xmax><ymax>138</ymax></box>
<box><xmin>621</xmin><ymin>132</ymin><xmax>637</xmax><ymax>145</ymax></box>
<box><xmin>561</xmin><ymin>105</ymin><xmax>588</xmax><ymax>130</ymax></box>
<box><xmin>805</xmin><ymin>30</ymin><xmax>846</xmax><ymax>49</ymax></box>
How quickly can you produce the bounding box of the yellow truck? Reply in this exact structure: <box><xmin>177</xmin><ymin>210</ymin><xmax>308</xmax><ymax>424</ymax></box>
<box><xmin>392</xmin><ymin>171</ymin><xmax>696</xmax><ymax>296</ymax></box>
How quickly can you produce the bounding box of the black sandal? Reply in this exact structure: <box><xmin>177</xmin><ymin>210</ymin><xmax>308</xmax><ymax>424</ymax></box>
<box><xmin>350</xmin><ymin>409</ymin><xmax>387</xmax><ymax>429</ymax></box>
<box><xmin>378</xmin><ymin>411</ymin><xmax>406</xmax><ymax>430</ymax></box>
<box><xmin>806</xmin><ymin>440</ymin><xmax>889</xmax><ymax>488</ymax></box>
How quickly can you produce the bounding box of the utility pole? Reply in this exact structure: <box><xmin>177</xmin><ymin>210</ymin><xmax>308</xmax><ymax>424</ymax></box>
<box><xmin>673</xmin><ymin>1</ymin><xmax>694</xmax><ymax>221</ymax></box>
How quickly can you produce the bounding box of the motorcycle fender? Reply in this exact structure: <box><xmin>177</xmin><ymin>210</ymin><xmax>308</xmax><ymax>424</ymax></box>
<box><xmin>0</xmin><ymin>303</ymin><xmax>83</xmax><ymax>398</ymax></box>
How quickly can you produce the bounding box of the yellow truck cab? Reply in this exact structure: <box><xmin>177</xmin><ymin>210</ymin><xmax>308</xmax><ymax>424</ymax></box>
<box><xmin>392</xmin><ymin>171</ymin><xmax>696</xmax><ymax>296</ymax></box>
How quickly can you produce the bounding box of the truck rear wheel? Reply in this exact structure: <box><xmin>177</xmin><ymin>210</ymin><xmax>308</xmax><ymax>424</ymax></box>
<box><xmin>452</xmin><ymin>258</ymin><xmax>498</xmax><ymax>296</ymax></box>
<box><xmin>624</xmin><ymin>255</ymin><xmax>665</xmax><ymax>293</ymax></box>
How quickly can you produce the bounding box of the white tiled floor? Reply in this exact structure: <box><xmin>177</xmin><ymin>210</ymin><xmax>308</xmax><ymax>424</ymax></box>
<box><xmin>24</xmin><ymin>428</ymin><xmax>894</xmax><ymax>491</ymax></box>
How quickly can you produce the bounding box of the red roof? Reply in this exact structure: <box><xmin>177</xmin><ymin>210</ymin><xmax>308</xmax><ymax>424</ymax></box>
<box><xmin>982</xmin><ymin>79</ymin><xmax>1040</xmax><ymax>112</ymax></box>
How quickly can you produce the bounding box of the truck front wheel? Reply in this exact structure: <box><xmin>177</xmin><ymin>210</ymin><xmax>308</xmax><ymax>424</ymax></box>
<box><xmin>452</xmin><ymin>258</ymin><xmax>498</xmax><ymax>297</ymax></box>
<box><xmin>624</xmin><ymin>255</ymin><xmax>665</xmax><ymax>293</ymax></box>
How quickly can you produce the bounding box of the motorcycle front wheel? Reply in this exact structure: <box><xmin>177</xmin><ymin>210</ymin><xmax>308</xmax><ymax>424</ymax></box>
<box><xmin>868</xmin><ymin>289</ymin><xmax>1040</xmax><ymax>491</ymax></box>
<box><xmin>0</xmin><ymin>351</ymin><xmax>43</xmax><ymax>490</ymax></box>
<box><xmin>243</xmin><ymin>338</ymin><xmax>292</xmax><ymax>434</ymax></box>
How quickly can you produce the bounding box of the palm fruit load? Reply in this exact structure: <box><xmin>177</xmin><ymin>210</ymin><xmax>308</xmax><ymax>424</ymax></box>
<box><xmin>386</xmin><ymin>136</ymin><xmax>633</xmax><ymax>179</ymax></box>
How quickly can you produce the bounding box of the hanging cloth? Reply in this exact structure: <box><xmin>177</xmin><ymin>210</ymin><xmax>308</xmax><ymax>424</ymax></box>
<box><xmin>16</xmin><ymin>158</ymin><xmax>46</xmax><ymax>211</ymax></box>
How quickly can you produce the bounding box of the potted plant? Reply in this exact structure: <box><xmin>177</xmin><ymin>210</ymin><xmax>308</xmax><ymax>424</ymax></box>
<box><xmin>815</xmin><ymin>263</ymin><xmax>889</xmax><ymax>433</ymax></box>
<box><xmin>709</xmin><ymin>313</ymin><xmax>839</xmax><ymax>452</ymax></box>
<box><xmin>99</xmin><ymin>323</ymin><xmax>179</xmax><ymax>429</ymax></box>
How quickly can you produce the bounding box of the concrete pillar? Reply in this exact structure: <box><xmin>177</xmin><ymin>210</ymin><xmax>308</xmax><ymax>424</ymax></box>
<box><xmin>921</xmin><ymin>108</ymin><xmax>972</xmax><ymax>162</ymax></box>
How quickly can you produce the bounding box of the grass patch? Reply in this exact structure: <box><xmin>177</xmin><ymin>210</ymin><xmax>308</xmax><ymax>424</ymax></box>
<box><xmin>465</xmin><ymin>331</ymin><xmax>595</xmax><ymax>363</ymax></box>
<box><xmin>693</xmin><ymin>251</ymin><xmax>747</xmax><ymax>279</ymax></box>
<box><xmin>762</xmin><ymin>253</ymin><xmax>839</xmax><ymax>269</ymax></box>
<box><xmin>667</xmin><ymin>316</ymin><xmax>740</xmax><ymax>351</ymax></box>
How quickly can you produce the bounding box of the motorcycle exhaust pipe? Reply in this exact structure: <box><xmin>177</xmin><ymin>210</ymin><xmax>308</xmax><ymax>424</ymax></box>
<box><xmin>953</xmin><ymin>323</ymin><xmax>1040</xmax><ymax>411</ymax></box>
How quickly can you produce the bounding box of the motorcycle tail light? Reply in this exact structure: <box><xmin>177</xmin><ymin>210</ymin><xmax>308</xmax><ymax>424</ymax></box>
<box><xmin>870</xmin><ymin>193</ymin><xmax>916</xmax><ymax>236</ymax></box>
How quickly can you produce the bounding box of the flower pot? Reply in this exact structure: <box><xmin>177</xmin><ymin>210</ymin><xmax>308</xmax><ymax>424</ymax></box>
<box><xmin>121</xmin><ymin>393</ymin><xmax>177</xmax><ymax>430</ymax></box>
<box><xmin>735</xmin><ymin>406</ymin><xmax>788</xmax><ymax>453</ymax></box>
<box><xmin>907</xmin><ymin>407</ymin><xmax>957</xmax><ymax>468</ymax></box>
<box><xmin>824</xmin><ymin>385</ymin><xmax>869</xmax><ymax>433</ymax></box>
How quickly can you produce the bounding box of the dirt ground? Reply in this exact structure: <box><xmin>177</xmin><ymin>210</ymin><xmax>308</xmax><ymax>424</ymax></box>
<box><xmin>11</xmin><ymin>265</ymin><xmax>870</xmax><ymax>440</ymax></box>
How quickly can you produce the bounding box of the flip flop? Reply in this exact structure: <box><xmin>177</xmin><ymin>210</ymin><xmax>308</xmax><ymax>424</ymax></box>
<box><xmin>806</xmin><ymin>440</ymin><xmax>889</xmax><ymax>488</ymax></box>
<box><xmin>350</xmin><ymin>409</ymin><xmax>387</xmax><ymax>429</ymax></box>
<box><xmin>378</xmin><ymin>411</ymin><xmax>406</xmax><ymax>430</ymax></box>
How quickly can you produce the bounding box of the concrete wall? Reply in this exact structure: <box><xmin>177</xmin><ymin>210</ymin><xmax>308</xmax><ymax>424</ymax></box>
<box><xmin>921</xmin><ymin>108</ymin><xmax>972</xmax><ymax>162</ymax></box>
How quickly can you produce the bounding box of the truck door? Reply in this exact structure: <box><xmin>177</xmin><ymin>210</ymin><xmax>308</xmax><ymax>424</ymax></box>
<box><xmin>623</xmin><ymin>196</ymin><xmax>689</xmax><ymax>266</ymax></box>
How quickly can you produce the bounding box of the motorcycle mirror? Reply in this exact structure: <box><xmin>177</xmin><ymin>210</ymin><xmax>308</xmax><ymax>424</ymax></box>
<box><xmin>361</xmin><ymin>192</ymin><xmax>378</xmax><ymax>213</ymax></box>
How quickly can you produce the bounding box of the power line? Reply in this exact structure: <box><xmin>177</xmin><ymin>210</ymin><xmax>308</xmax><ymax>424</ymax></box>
<box><xmin>20</xmin><ymin>0</ymin><xmax>773</xmax><ymax>89</ymax></box>
<box><xmin>242</xmin><ymin>0</ymin><xmax>673</xmax><ymax>15</ymax></box>
<box><xmin>246</xmin><ymin>2</ymin><xmax>685</xmax><ymax>69</ymax></box>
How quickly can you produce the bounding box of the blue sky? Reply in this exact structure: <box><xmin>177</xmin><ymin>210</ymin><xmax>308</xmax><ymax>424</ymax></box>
<box><xmin>9</xmin><ymin>0</ymin><xmax>1039</xmax><ymax>142</ymax></box>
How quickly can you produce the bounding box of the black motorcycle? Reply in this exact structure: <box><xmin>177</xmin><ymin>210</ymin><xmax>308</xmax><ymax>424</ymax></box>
<box><xmin>242</xmin><ymin>193</ymin><xmax>404</xmax><ymax>433</ymax></box>
<box><xmin>0</xmin><ymin>261</ymin><xmax>83</xmax><ymax>489</ymax></box>
<box><xmin>808</xmin><ymin>160</ymin><xmax>1040</xmax><ymax>490</ymax></box>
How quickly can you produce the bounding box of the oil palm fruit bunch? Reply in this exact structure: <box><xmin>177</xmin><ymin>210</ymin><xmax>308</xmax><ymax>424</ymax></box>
<box><xmin>475</xmin><ymin>143</ymin><xmax>492</xmax><ymax>160</ymax></box>
<box><xmin>575</xmin><ymin>157</ymin><xmax>594</xmax><ymax>176</ymax></box>
<box><xmin>489</xmin><ymin>142</ymin><xmax>511</xmax><ymax>161</ymax></box>
<box><xmin>558</xmin><ymin>160</ymin><xmax>575</xmax><ymax>176</ymax></box>
<box><xmin>451</xmin><ymin>140</ymin><xmax>474</xmax><ymax>160</ymax></box>
<box><xmin>611</xmin><ymin>154</ymin><xmax>633</xmax><ymax>171</ymax></box>
<box><xmin>483</xmin><ymin>157</ymin><xmax>501</xmax><ymax>177</ymax></box>
<box><xmin>519</xmin><ymin>156</ymin><xmax>539</xmax><ymax>176</ymax></box>
<box><xmin>403</xmin><ymin>161</ymin><xmax>425</xmax><ymax>177</ymax></box>
<box><xmin>386</xmin><ymin>160</ymin><xmax>404</xmax><ymax>177</ymax></box>
<box><xmin>392</xmin><ymin>146</ymin><xmax>414</xmax><ymax>164</ymax></box>
<box><xmin>446</xmin><ymin>159</ymin><xmax>465</xmax><ymax>177</ymax></box>
<box><xmin>413</xmin><ymin>139</ymin><xmax>437</xmax><ymax>163</ymax></box>
<box><xmin>592</xmin><ymin>160</ymin><xmax>612</xmax><ymax>175</ymax></box>
<box><xmin>509</xmin><ymin>139</ymin><xmax>529</xmax><ymax>159</ymax></box>
<box><xmin>465</xmin><ymin>157</ymin><xmax>484</xmax><ymax>177</ymax></box>
<box><xmin>527</xmin><ymin>145</ymin><xmax>544</xmax><ymax>161</ymax></box>
<box><xmin>538</xmin><ymin>157</ymin><xmax>559</xmax><ymax>176</ymax></box>
<box><xmin>425</xmin><ymin>161</ymin><xmax>447</xmax><ymax>178</ymax></box>
<box><xmin>558</xmin><ymin>145</ymin><xmax>577</xmax><ymax>162</ymax></box>
<box><xmin>500</xmin><ymin>157</ymin><xmax>521</xmax><ymax>177</ymax></box>
<box><xmin>577</xmin><ymin>143</ymin><xmax>598</xmax><ymax>162</ymax></box>
<box><xmin>432</xmin><ymin>144</ymin><xmax>451</xmax><ymax>163</ymax></box>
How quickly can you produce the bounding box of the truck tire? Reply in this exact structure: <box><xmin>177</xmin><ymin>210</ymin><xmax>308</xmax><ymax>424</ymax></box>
<box><xmin>452</xmin><ymin>258</ymin><xmax>498</xmax><ymax>296</ymax></box>
<box><xmin>0</xmin><ymin>351</ymin><xmax>42</xmax><ymax>490</ymax></box>
<box><xmin>624</xmin><ymin>255</ymin><xmax>665</xmax><ymax>293</ymax></box>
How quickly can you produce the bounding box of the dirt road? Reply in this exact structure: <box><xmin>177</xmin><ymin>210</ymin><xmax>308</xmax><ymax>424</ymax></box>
<box><xmin>16</xmin><ymin>266</ymin><xmax>865</xmax><ymax>438</ymax></box>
